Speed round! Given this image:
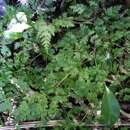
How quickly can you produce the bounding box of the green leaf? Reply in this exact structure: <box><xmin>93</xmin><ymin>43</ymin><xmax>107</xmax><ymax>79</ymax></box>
<box><xmin>0</xmin><ymin>99</ymin><xmax>11</xmax><ymax>112</ymax></box>
<box><xmin>0</xmin><ymin>45</ymin><xmax>11</xmax><ymax>57</ymax></box>
<box><xmin>35</xmin><ymin>20</ymin><xmax>55</xmax><ymax>53</ymax></box>
<box><xmin>101</xmin><ymin>87</ymin><xmax>120</xmax><ymax>127</ymax></box>
<box><xmin>70</xmin><ymin>4</ymin><xmax>86</xmax><ymax>15</ymax></box>
<box><xmin>53</xmin><ymin>17</ymin><xmax>74</xmax><ymax>29</ymax></box>
<box><xmin>4</xmin><ymin>31</ymin><xmax>22</xmax><ymax>40</ymax></box>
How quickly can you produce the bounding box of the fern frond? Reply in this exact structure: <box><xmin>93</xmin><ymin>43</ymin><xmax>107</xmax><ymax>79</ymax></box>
<box><xmin>53</xmin><ymin>17</ymin><xmax>74</xmax><ymax>29</ymax></box>
<box><xmin>35</xmin><ymin>20</ymin><xmax>55</xmax><ymax>53</ymax></box>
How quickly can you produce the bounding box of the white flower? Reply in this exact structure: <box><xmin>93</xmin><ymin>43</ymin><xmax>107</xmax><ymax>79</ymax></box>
<box><xmin>105</xmin><ymin>51</ymin><xmax>110</xmax><ymax>60</ymax></box>
<box><xmin>7</xmin><ymin>18</ymin><xmax>17</xmax><ymax>29</ymax></box>
<box><xmin>7</xmin><ymin>23</ymin><xmax>30</xmax><ymax>33</ymax></box>
<box><xmin>4</xmin><ymin>23</ymin><xmax>30</xmax><ymax>39</ymax></box>
<box><xmin>97</xmin><ymin>110</ymin><xmax>101</xmax><ymax>116</ymax></box>
<box><xmin>8</xmin><ymin>12</ymin><xmax>27</xmax><ymax>29</ymax></box>
<box><xmin>16</xmin><ymin>12</ymin><xmax>27</xmax><ymax>23</ymax></box>
<box><xmin>4</xmin><ymin>12</ymin><xmax>31</xmax><ymax>40</ymax></box>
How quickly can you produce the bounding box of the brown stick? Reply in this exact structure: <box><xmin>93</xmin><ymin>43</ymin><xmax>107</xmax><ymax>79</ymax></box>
<box><xmin>1</xmin><ymin>120</ymin><xmax>130</xmax><ymax>130</ymax></box>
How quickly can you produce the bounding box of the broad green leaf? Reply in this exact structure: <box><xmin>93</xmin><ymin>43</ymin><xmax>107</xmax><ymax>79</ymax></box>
<box><xmin>4</xmin><ymin>31</ymin><xmax>22</xmax><ymax>40</ymax></box>
<box><xmin>101</xmin><ymin>87</ymin><xmax>120</xmax><ymax>126</ymax></box>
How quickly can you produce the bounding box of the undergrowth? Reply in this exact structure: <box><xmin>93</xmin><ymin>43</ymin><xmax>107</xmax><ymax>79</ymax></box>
<box><xmin>0</xmin><ymin>0</ymin><xmax>130</xmax><ymax>129</ymax></box>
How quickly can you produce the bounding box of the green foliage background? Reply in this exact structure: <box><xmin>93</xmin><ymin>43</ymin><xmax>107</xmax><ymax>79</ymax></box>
<box><xmin>0</xmin><ymin>0</ymin><xmax>130</xmax><ymax>129</ymax></box>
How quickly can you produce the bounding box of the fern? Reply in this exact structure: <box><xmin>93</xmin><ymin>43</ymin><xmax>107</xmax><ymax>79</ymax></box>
<box><xmin>14</xmin><ymin>93</ymin><xmax>48</xmax><ymax>122</ymax></box>
<box><xmin>53</xmin><ymin>17</ymin><xmax>74</xmax><ymax>29</ymax></box>
<box><xmin>34</xmin><ymin>20</ymin><xmax>55</xmax><ymax>54</ymax></box>
<box><xmin>0</xmin><ymin>0</ymin><xmax>130</xmax><ymax>128</ymax></box>
<box><xmin>34</xmin><ymin>17</ymin><xmax>74</xmax><ymax>54</ymax></box>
